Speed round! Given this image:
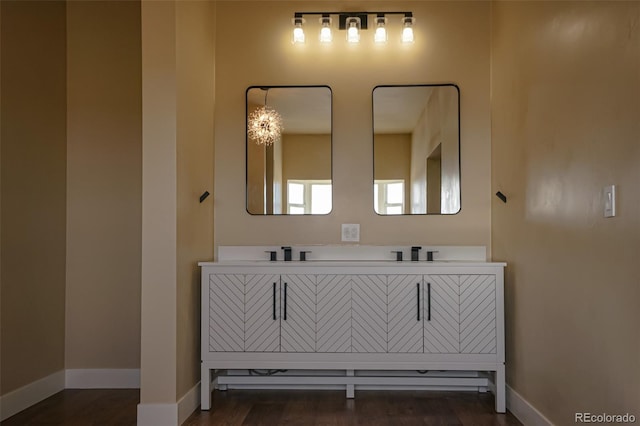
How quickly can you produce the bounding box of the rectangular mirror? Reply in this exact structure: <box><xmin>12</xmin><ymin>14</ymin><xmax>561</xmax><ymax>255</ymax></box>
<box><xmin>246</xmin><ymin>86</ymin><xmax>332</xmax><ymax>215</ymax></box>
<box><xmin>373</xmin><ymin>84</ymin><xmax>460</xmax><ymax>215</ymax></box>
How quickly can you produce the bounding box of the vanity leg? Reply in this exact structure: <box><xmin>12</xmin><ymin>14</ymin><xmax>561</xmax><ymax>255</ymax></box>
<box><xmin>201</xmin><ymin>365</ymin><xmax>211</xmax><ymax>410</ymax></box>
<box><xmin>346</xmin><ymin>370</ymin><xmax>355</xmax><ymax>399</ymax></box>
<box><xmin>495</xmin><ymin>365</ymin><xmax>506</xmax><ymax>413</ymax></box>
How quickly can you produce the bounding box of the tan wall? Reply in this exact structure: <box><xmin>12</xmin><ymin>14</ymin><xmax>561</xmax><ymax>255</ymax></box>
<box><xmin>65</xmin><ymin>1</ymin><xmax>142</xmax><ymax>370</ymax></box>
<box><xmin>373</xmin><ymin>133</ymin><xmax>411</xmax><ymax>211</ymax></box>
<box><xmin>140</xmin><ymin>0</ymin><xmax>216</xmax><ymax>405</ymax></box>
<box><xmin>176</xmin><ymin>0</ymin><xmax>215</xmax><ymax>399</ymax></box>
<box><xmin>247</xmin><ymin>103</ymin><xmax>266</xmax><ymax>214</ymax></box>
<box><xmin>373</xmin><ymin>134</ymin><xmax>411</xmax><ymax>181</ymax></box>
<box><xmin>0</xmin><ymin>1</ymin><xmax>67</xmax><ymax>394</ymax></box>
<box><xmin>140</xmin><ymin>0</ymin><xmax>178</xmax><ymax>404</ymax></box>
<box><xmin>411</xmin><ymin>87</ymin><xmax>459</xmax><ymax>214</ymax></box>
<box><xmin>0</xmin><ymin>2</ymin><xmax>3</xmax><ymax>393</ymax></box>
<box><xmin>281</xmin><ymin>133</ymin><xmax>331</xmax><ymax>210</ymax></box>
<box><xmin>214</xmin><ymin>1</ymin><xmax>491</xmax><ymax>248</ymax></box>
<box><xmin>491</xmin><ymin>1</ymin><xmax>640</xmax><ymax>423</ymax></box>
<box><xmin>426</xmin><ymin>147</ymin><xmax>441</xmax><ymax>214</ymax></box>
<box><xmin>282</xmin><ymin>134</ymin><xmax>331</xmax><ymax>181</ymax></box>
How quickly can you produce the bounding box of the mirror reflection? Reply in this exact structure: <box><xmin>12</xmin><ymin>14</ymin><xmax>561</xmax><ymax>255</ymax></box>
<box><xmin>373</xmin><ymin>84</ymin><xmax>460</xmax><ymax>215</ymax></box>
<box><xmin>246</xmin><ymin>86</ymin><xmax>332</xmax><ymax>215</ymax></box>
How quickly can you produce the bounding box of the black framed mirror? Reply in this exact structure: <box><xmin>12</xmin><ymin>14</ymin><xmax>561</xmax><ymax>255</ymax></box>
<box><xmin>373</xmin><ymin>84</ymin><xmax>460</xmax><ymax>215</ymax></box>
<box><xmin>246</xmin><ymin>86</ymin><xmax>332</xmax><ymax>215</ymax></box>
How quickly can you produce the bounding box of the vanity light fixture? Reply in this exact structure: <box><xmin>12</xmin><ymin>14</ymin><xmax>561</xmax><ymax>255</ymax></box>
<box><xmin>345</xmin><ymin>16</ymin><xmax>361</xmax><ymax>43</ymax></box>
<box><xmin>319</xmin><ymin>15</ymin><xmax>333</xmax><ymax>43</ymax></box>
<box><xmin>247</xmin><ymin>88</ymin><xmax>283</xmax><ymax>146</ymax></box>
<box><xmin>291</xmin><ymin>11</ymin><xmax>414</xmax><ymax>45</ymax></box>
<box><xmin>401</xmin><ymin>15</ymin><xmax>415</xmax><ymax>43</ymax></box>
<box><xmin>292</xmin><ymin>15</ymin><xmax>305</xmax><ymax>44</ymax></box>
<box><xmin>374</xmin><ymin>15</ymin><xmax>388</xmax><ymax>44</ymax></box>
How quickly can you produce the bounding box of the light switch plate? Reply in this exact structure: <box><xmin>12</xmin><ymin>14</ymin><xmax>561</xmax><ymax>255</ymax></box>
<box><xmin>341</xmin><ymin>224</ymin><xmax>360</xmax><ymax>242</ymax></box>
<box><xmin>604</xmin><ymin>185</ymin><xmax>616</xmax><ymax>218</ymax></box>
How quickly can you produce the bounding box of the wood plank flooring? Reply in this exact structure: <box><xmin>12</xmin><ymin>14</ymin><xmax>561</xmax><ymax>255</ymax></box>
<box><xmin>1</xmin><ymin>389</ymin><xmax>139</xmax><ymax>426</ymax></box>
<box><xmin>1</xmin><ymin>389</ymin><xmax>522</xmax><ymax>425</ymax></box>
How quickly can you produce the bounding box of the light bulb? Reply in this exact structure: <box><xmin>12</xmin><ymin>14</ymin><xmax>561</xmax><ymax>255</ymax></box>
<box><xmin>346</xmin><ymin>17</ymin><xmax>360</xmax><ymax>43</ymax></box>
<box><xmin>401</xmin><ymin>16</ymin><xmax>414</xmax><ymax>44</ymax></box>
<box><xmin>292</xmin><ymin>18</ymin><xmax>305</xmax><ymax>44</ymax></box>
<box><xmin>374</xmin><ymin>16</ymin><xmax>387</xmax><ymax>43</ymax></box>
<box><xmin>319</xmin><ymin>16</ymin><xmax>332</xmax><ymax>43</ymax></box>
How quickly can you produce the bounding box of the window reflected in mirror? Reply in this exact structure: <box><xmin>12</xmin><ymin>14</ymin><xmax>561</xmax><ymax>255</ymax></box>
<box><xmin>246</xmin><ymin>86</ymin><xmax>332</xmax><ymax>215</ymax></box>
<box><xmin>373</xmin><ymin>84</ymin><xmax>460</xmax><ymax>215</ymax></box>
<box><xmin>287</xmin><ymin>180</ymin><xmax>332</xmax><ymax>214</ymax></box>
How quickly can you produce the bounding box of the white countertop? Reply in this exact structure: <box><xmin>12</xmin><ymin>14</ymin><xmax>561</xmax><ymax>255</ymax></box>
<box><xmin>199</xmin><ymin>260</ymin><xmax>506</xmax><ymax>267</ymax></box>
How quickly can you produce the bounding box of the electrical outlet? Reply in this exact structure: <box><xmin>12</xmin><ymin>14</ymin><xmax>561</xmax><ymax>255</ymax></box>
<box><xmin>341</xmin><ymin>224</ymin><xmax>360</xmax><ymax>242</ymax></box>
<box><xmin>604</xmin><ymin>185</ymin><xmax>616</xmax><ymax>218</ymax></box>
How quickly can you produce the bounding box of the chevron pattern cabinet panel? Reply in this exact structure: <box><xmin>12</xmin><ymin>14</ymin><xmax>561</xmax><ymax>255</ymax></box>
<box><xmin>317</xmin><ymin>275</ymin><xmax>352</xmax><ymax>353</ymax></box>
<box><xmin>208</xmin><ymin>274</ymin><xmax>245</xmax><ymax>352</ymax></box>
<box><xmin>424</xmin><ymin>275</ymin><xmax>460</xmax><ymax>354</ymax></box>
<box><xmin>460</xmin><ymin>275</ymin><xmax>497</xmax><ymax>354</ymax></box>
<box><xmin>388</xmin><ymin>275</ymin><xmax>423</xmax><ymax>353</ymax></box>
<box><xmin>352</xmin><ymin>275</ymin><xmax>388</xmax><ymax>353</ymax></box>
<box><xmin>244</xmin><ymin>274</ymin><xmax>280</xmax><ymax>352</ymax></box>
<box><xmin>280</xmin><ymin>275</ymin><xmax>316</xmax><ymax>353</ymax></box>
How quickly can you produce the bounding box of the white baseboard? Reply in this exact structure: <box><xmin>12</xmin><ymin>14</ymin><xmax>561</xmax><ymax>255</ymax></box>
<box><xmin>0</xmin><ymin>370</ymin><xmax>65</xmax><ymax>422</ymax></box>
<box><xmin>178</xmin><ymin>382</ymin><xmax>200</xmax><ymax>425</ymax></box>
<box><xmin>65</xmin><ymin>369</ymin><xmax>140</xmax><ymax>389</ymax></box>
<box><xmin>507</xmin><ymin>385</ymin><xmax>554</xmax><ymax>426</ymax></box>
<box><xmin>137</xmin><ymin>382</ymin><xmax>200</xmax><ymax>426</ymax></box>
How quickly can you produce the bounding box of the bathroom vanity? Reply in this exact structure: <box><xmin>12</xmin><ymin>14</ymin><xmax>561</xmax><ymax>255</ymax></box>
<box><xmin>200</xmin><ymin>246</ymin><xmax>506</xmax><ymax>412</ymax></box>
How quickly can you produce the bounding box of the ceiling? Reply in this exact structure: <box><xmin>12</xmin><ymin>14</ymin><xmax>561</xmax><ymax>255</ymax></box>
<box><xmin>247</xmin><ymin>85</ymin><xmax>438</xmax><ymax>134</ymax></box>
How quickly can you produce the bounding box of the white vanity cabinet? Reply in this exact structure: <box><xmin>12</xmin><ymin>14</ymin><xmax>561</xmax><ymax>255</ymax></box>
<box><xmin>200</xmin><ymin>261</ymin><xmax>506</xmax><ymax>413</ymax></box>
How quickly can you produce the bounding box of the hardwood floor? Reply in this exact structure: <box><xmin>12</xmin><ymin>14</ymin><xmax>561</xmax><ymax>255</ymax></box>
<box><xmin>0</xmin><ymin>389</ymin><xmax>139</xmax><ymax>426</ymax></box>
<box><xmin>187</xmin><ymin>390</ymin><xmax>522</xmax><ymax>426</ymax></box>
<box><xmin>1</xmin><ymin>389</ymin><xmax>522</xmax><ymax>425</ymax></box>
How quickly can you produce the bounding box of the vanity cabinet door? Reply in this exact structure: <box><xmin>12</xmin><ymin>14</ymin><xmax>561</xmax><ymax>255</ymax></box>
<box><xmin>280</xmin><ymin>275</ymin><xmax>316</xmax><ymax>353</ymax></box>
<box><xmin>316</xmin><ymin>275</ymin><xmax>388</xmax><ymax>353</ymax></box>
<box><xmin>244</xmin><ymin>274</ymin><xmax>281</xmax><ymax>352</ymax></box>
<box><xmin>351</xmin><ymin>275</ymin><xmax>387</xmax><ymax>353</ymax></box>
<box><xmin>388</xmin><ymin>275</ymin><xmax>423</xmax><ymax>353</ymax></box>
<box><xmin>459</xmin><ymin>275</ymin><xmax>497</xmax><ymax>354</ymax></box>
<box><xmin>208</xmin><ymin>274</ymin><xmax>245</xmax><ymax>352</ymax></box>
<box><xmin>423</xmin><ymin>275</ymin><xmax>461</xmax><ymax>354</ymax></box>
<box><xmin>316</xmin><ymin>275</ymin><xmax>352</xmax><ymax>352</ymax></box>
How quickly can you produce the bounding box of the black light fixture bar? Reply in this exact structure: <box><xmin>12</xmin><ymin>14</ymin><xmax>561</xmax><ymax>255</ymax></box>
<box><xmin>338</xmin><ymin>13</ymin><xmax>369</xmax><ymax>30</ymax></box>
<box><xmin>294</xmin><ymin>11</ymin><xmax>413</xmax><ymax>31</ymax></box>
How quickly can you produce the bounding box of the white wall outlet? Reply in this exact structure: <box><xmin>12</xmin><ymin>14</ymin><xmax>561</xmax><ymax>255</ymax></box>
<box><xmin>341</xmin><ymin>224</ymin><xmax>360</xmax><ymax>242</ymax></box>
<box><xmin>604</xmin><ymin>185</ymin><xmax>616</xmax><ymax>218</ymax></box>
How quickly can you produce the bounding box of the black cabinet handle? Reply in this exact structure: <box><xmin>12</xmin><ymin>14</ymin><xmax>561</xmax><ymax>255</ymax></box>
<box><xmin>272</xmin><ymin>282</ymin><xmax>277</xmax><ymax>320</ymax></box>
<box><xmin>416</xmin><ymin>283</ymin><xmax>420</xmax><ymax>321</ymax></box>
<box><xmin>427</xmin><ymin>282</ymin><xmax>431</xmax><ymax>321</ymax></box>
<box><xmin>283</xmin><ymin>283</ymin><xmax>288</xmax><ymax>321</ymax></box>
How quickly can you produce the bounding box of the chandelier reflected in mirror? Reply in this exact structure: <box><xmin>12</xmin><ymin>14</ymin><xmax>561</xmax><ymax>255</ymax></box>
<box><xmin>247</xmin><ymin>88</ymin><xmax>283</xmax><ymax>146</ymax></box>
